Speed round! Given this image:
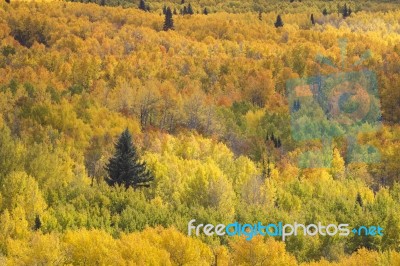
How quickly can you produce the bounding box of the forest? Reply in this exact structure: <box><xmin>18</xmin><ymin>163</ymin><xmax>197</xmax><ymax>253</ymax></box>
<box><xmin>0</xmin><ymin>0</ymin><xmax>400</xmax><ymax>265</ymax></box>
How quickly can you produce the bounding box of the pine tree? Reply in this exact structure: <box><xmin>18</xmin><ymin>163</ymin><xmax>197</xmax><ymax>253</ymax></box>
<box><xmin>274</xmin><ymin>15</ymin><xmax>284</xmax><ymax>28</ymax></box>
<box><xmin>173</xmin><ymin>8</ymin><xmax>177</xmax><ymax>15</ymax></box>
<box><xmin>34</xmin><ymin>215</ymin><xmax>42</xmax><ymax>230</ymax></box>
<box><xmin>183</xmin><ymin>6</ymin><xmax>187</xmax><ymax>15</ymax></box>
<box><xmin>311</xmin><ymin>14</ymin><xmax>315</xmax><ymax>25</ymax></box>
<box><xmin>342</xmin><ymin>4</ymin><xmax>349</xmax><ymax>18</ymax></box>
<box><xmin>105</xmin><ymin>129</ymin><xmax>154</xmax><ymax>189</ymax></box>
<box><xmin>139</xmin><ymin>0</ymin><xmax>146</xmax><ymax>11</ymax></box>
<box><xmin>356</xmin><ymin>192</ymin><xmax>363</xmax><ymax>207</ymax></box>
<box><xmin>187</xmin><ymin>3</ymin><xmax>194</xmax><ymax>15</ymax></box>
<box><xmin>203</xmin><ymin>7</ymin><xmax>208</xmax><ymax>15</ymax></box>
<box><xmin>163</xmin><ymin>5</ymin><xmax>167</xmax><ymax>15</ymax></box>
<box><xmin>163</xmin><ymin>7</ymin><xmax>174</xmax><ymax>31</ymax></box>
<box><xmin>322</xmin><ymin>8</ymin><xmax>328</xmax><ymax>16</ymax></box>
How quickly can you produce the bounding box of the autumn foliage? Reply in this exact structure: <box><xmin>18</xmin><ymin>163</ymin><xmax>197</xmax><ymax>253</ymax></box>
<box><xmin>0</xmin><ymin>0</ymin><xmax>400</xmax><ymax>264</ymax></box>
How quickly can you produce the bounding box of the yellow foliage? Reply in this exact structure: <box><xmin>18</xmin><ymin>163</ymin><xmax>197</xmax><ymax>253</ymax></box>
<box><xmin>230</xmin><ymin>236</ymin><xmax>297</xmax><ymax>266</ymax></box>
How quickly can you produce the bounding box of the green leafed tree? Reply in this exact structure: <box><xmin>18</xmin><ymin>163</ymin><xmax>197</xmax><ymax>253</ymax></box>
<box><xmin>105</xmin><ymin>129</ymin><xmax>153</xmax><ymax>189</ymax></box>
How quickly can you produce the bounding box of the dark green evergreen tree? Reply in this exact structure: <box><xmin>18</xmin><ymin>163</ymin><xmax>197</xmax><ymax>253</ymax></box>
<box><xmin>356</xmin><ymin>192</ymin><xmax>363</xmax><ymax>207</ymax></box>
<box><xmin>274</xmin><ymin>15</ymin><xmax>284</xmax><ymax>28</ymax></box>
<box><xmin>203</xmin><ymin>7</ymin><xmax>208</xmax><ymax>15</ymax></box>
<box><xmin>163</xmin><ymin>5</ymin><xmax>167</xmax><ymax>15</ymax></box>
<box><xmin>322</xmin><ymin>8</ymin><xmax>328</xmax><ymax>16</ymax></box>
<box><xmin>311</xmin><ymin>14</ymin><xmax>315</xmax><ymax>25</ymax></box>
<box><xmin>163</xmin><ymin>7</ymin><xmax>174</xmax><ymax>31</ymax></box>
<box><xmin>342</xmin><ymin>4</ymin><xmax>349</xmax><ymax>18</ymax></box>
<box><xmin>105</xmin><ymin>129</ymin><xmax>154</xmax><ymax>189</ymax></box>
<box><xmin>34</xmin><ymin>215</ymin><xmax>41</xmax><ymax>230</ymax></box>
<box><xmin>183</xmin><ymin>6</ymin><xmax>187</xmax><ymax>15</ymax></box>
<box><xmin>187</xmin><ymin>3</ymin><xmax>194</xmax><ymax>15</ymax></box>
<box><xmin>139</xmin><ymin>0</ymin><xmax>146</xmax><ymax>11</ymax></box>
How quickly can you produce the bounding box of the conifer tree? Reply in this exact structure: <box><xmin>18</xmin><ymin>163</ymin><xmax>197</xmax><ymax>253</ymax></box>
<box><xmin>311</xmin><ymin>14</ymin><xmax>315</xmax><ymax>25</ymax></box>
<box><xmin>163</xmin><ymin>7</ymin><xmax>174</xmax><ymax>31</ymax></box>
<box><xmin>187</xmin><ymin>3</ymin><xmax>194</xmax><ymax>15</ymax></box>
<box><xmin>258</xmin><ymin>10</ymin><xmax>262</xmax><ymax>21</ymax></box>
<box><xmin>343</xmin><ymin>4</ymin><xmax>349</xmax><ymax>18</ymax></box>
<box><xmin>356</xmin><ymin>192</ymin><xmax>363</xmax><ymax>207</ymax></box>
<box><xmin>274</xmin><ymin>15</ymin><xmax>284</xmax><ymax>28</ymax></box>
<box><xmin>203</xmin><ymin>7</ymin><xmax>208</xmax><ymax>15</ymax></box>
<box><xmin>105</xmin><ymin>129</ymin><xmax>154</xmax><ymax>189</ymax></box>
<box><xmin>34</xmin><ymin>215</ymin><xmax>42</xmax><ymax>230</ymax></box>
<box><xmin>322</xmin><ymin>8</ymin><xmax>328</xmax><ymax>16</ymax></box>
<box><xmin>139</xmin><ymin>0</ymin><xmax>146</xmax><ymax>11</ymax></box>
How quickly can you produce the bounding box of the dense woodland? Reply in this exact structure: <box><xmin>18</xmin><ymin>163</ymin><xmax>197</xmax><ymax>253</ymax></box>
<box><xmin>0</xmin><ymin>0</ymin><xmax>400</xmax><ymax>264</ymax></box>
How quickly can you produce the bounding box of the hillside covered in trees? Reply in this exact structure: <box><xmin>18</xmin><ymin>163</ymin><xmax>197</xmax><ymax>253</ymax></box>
<box><xmin>0</xmin><ymin>0</ymin><xmax>400</xmax><ymax>264</ymax></box>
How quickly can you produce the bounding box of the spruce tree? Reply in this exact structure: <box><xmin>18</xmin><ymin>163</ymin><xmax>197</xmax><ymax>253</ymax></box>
<box><xmin>322</xmin><ymin>8</ymin><xmax>328</xmax><ymax>16</ymax></box>
<box><xmin>139</xmin><ymin>0</ymin><xmax>146</xmax><ymax>11</ymax></box>
<box><xmin>274</xmin><ymin>15</ymin><xmax>284</xmax><ymax>28</ymax></box>
<box><xmin>356</xmin><ymin>192</ymin><xmax>363</xmax><ymax>207</ymax></box>
<box><xmin>187</xmin><ymin>3</ymin><xmax>194</xmax><ymax>15</ymax></box>
<box><xmin>163</xmin><ymin>7</ymin><xmax>174</xmax><ymax>31</ymax></box>
<box><xmin>203</xmin><ymin>7</ymin><xmax>208</xmax><ymax>15</ymax></box>
<box><xmin>342</xmin><ymin>4</ymin><xmax>349</xmax><ymax>18</ymax></box>
<box><xmin>311</xmin><ymin>14</ymin><xmax>315</xmax><ymax>25</ymax></box>
<box><xmin>105</xmin><ymin>129</ymin><xmax>154</xmax><ymax>189</ymax></box>
<box><xmin>34</xmin><ymin>215</ymin><xmax>42</xmax><ymax>230</ymax></box>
